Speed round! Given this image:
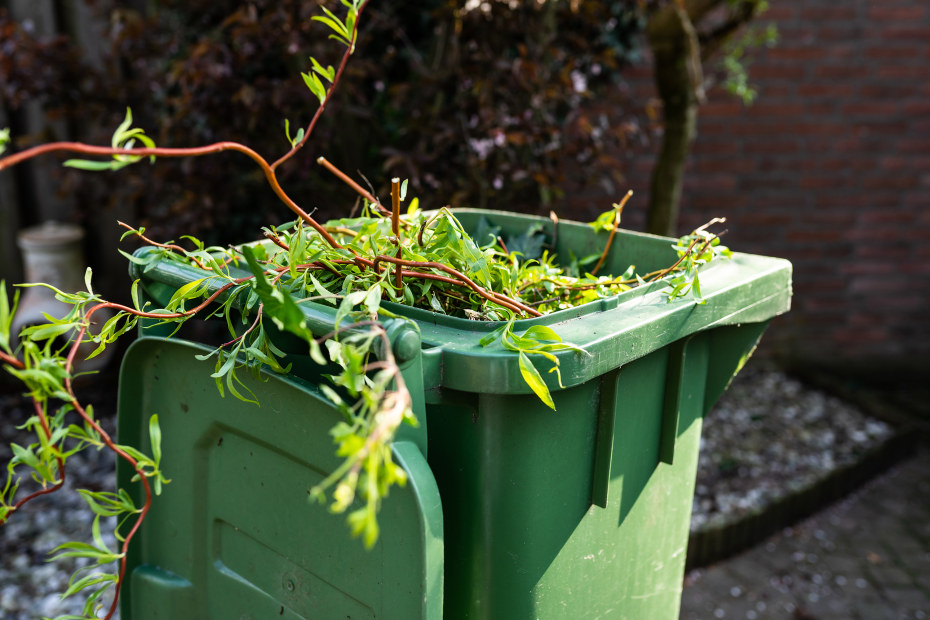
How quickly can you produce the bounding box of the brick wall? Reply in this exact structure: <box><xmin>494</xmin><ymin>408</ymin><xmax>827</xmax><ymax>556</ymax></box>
<box><xmin>578</xmin><ymin>0</ymin><xmax>930</xmax><ymax>375</ymax></box>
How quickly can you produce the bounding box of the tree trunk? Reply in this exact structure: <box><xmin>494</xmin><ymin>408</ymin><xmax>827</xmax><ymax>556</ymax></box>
<box><xmin>646</xmin><ymin>36</ymin><xmax>698</xmax><ymax>237</ymax></box>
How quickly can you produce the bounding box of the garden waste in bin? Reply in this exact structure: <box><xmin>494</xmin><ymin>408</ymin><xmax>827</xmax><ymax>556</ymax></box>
<box><xmin>117</xmin><ymin>208</ymin><xmax>792</xmax><ymax>619</ymax></box>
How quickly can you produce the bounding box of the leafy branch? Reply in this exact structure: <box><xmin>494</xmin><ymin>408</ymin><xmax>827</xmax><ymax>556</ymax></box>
<box><xmin>0</xmin><ymin>1</ymin><xmax>733</xmax><ymax>617</ymax></box>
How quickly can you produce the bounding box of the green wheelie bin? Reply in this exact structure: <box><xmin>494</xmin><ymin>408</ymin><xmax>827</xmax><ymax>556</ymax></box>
<box><xmin>117</xmin><ymin>208</ymin><xmax>792</xmax><ymax>619</ymax></box>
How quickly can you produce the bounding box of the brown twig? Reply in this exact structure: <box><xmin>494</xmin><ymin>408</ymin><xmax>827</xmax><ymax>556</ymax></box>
<box><xmin>591</xmin><ymin>190</ymin><xmax>633</xmax><ymax>276</ymax></box>
<box><xmin>119</xmin><ymin>221</ymin><xmax>235</xmax><ymax>270</ymax></box>
<box><xmin>1</xmin><ymin>141</ymin><xmax>343</xmax><ymax>251</ymax></box>
<box><xmin>0</xmin><ymin>400</ymin><xmax>66</xmax><ymax>527</ymax></box>
<box><xmin>269</xmin><ymin>0</ymin><xmax>370</xmax><ymax>171</ymax></box>
<box><xmin>264</xmin><ymin>230</ymin><xmax>291</xmax><ymax>252</ymax></box>
<box><xmin>371</xmin><ymin>254</ymin><xmax>542</xmax><ymax>317</ymax></box>
<box><xmin>317</xmin><ymin>156</ymin><xmax>391</xmax><ymax>215</ymax></box>
<box><xmin>391</xmin><ymin>178</ymin><xmax>403</xmax><ymax>292</ymax></box>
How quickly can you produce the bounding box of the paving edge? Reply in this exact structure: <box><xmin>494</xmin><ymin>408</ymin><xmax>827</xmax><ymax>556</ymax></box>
<box><xmin>685</xmin><ymin>428</ymin><xmax>918</xmax><ymax>570</ymax></box>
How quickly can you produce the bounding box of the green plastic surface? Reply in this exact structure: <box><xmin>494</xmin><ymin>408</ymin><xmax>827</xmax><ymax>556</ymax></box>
<box><xmin>119</xmin><ymin>209</ymin><xmax>792</xmax><ymax>619</ymax></box>
<box><xmin>117</xmin><ymin>339</ymin><xmax>444</xmax><ymax>620</ymax></box>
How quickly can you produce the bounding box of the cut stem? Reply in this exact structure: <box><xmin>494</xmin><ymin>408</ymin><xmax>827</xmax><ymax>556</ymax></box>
<box><xmin>591</xmin><ymin>190</ymin><xmax>633</xmax><ymax>276</ymax></box>
<box><xmin>391</xmin><ymin>178</ymin><xmax>403</xmax><ymax>292</ymax></box>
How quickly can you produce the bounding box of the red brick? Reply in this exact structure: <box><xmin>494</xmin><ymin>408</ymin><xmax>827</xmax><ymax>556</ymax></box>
<box><xmin>768</xmin><ymin>47</ymin><xmax>829</xmax><ymax>62</ymax></box>
<box><xmin>904</xmin><ymin>195</ymin><xmax>930</xmax><ymax>211</ymax></box>
<box><xmin>861</xmin><ymin>175</ymin><xmax>921</xmax><ymax>190</ymax></box>
<box><xmin>692</xmin><ymin>139</ymin><xmax>740</xmax><ymax>156</ymax></box>
<box><xmin>813</xmin><ymin>65</ymin><xmax>862</xmax><ymax>80</ymax></box>
<box><xmin>700</xmin><ymin>101</ymin><xmax>745</xmax><ymax>118</ymax></box>
<box><xmin>868</xmin><ymin>7</ymin><xmax>927</xmax><ymax>21</ymax></box>
<box><xmin>839</xmin><ymin>262</ymin><xmax>896</xmax><ymax>276</ymax></box>
<box><xmin>814</xmin><ymin>194</ymin><xmax>875</xmax><ymax>209</ymax></box>
<box><xmin>804</xmin><ymin>137</ymin><xmax>862</xmax><ymax>153</ymax></box>
<box><xmin>849</xmin><ymin>277</ymin><xmax>913</xmax><ymax>294</ymax></box>
<box><xmin>832</xmin><ymin>330</ymin><xmax>888</xmax><ymax>346</ymax></box>
<box><xmin>798</xmin><ymin>174</ymin><xmax>847</xmax><ymax>189</ymax></box>
<box><xmin>875</xmin><ymin>65</ymin><xmax>930</xmax><ymax>80</ymax></box>
<box><xmin>858</xmin><ymin>83</ymin><xmax>921</xmax><ymax>99</ymax></box>
<box><xmin>860</xmin><ymin>210</ymin><xmax>919</xmax><ymax>224</ymax></box>
<box><xmin>743</xmin><ymin>139</ymin><xmax>800</xmax><ymax>155</ymax></box>
<box><xmin>842</xmin><ymin>102</ymin><xmax>901</xmax><ymax>117</ymax></box>
<box><xmin>764</xmin><ymin>5</ymin><xmax>798</xmax><ymax>21</ymax></box>
<box><xmin>692</xmin><ymin>159</ymin><xmax>757</xmax><ymax>175</ymax></box>
<box><xmin>681</xmin><ymin>174</ymin><xmax>738</xmax><ymax>192</ymax></box>
<box><xmin>845</xmin><ymin>228</ymin><xmax>905</xmax><ymax>242</ymax></box>
<box><xmin>879</xmin><ymin>156</ymin><xmax>930</xmax><ymax>171</ymax></box>
<box><xmin>902</xmin><ymin>101</ymin><xmax>930</xmax><ymax>116</ymax></box>
<box><xmin>801</xmin><ymin>7</ymin><xmax>856</xmax><ymax>20</ymax></box>
<box><xmin>814</xmin><ymin>157</ymin><xmax>873</xmax><ymax>172</ymax></box>
<box><xmin>785</xmin><ymin>229</ymin><xmax>845</xmax><ymax>242</ymax></box>
<box><xmin>751</xmin><ymin>103</ymin><xmax>809</xmax><ymax>117</ymax></box>
<box><xmin>751</xmin><ymin>65</ymin><xmax>809</xmax><ymax>80</ymax></box>
<box><xmin>865</xmin><ymin>45</ymin><xmax>928</xmax><ymax>60</ymax></box>
<box><xmin>755</xmin><ymin>85</ymin><xmax>796</xmax><ymax>99</ymax></box>
<box><xmin>798</xmin><ymin>84</ymin><xmax>856</xmax><ymax>98</ymax></box>
<box><xmin>879</xmin><ymin>26</ymin><xmax>930</xmax><ymax>41</ymax></box>
<box><xmin>890</xmin><ymin>138</ymin><xmax>930</xmax><ymax>154</ymax></box>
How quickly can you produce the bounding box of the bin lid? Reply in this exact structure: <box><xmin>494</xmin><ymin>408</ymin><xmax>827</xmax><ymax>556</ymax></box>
<box><xmin>117</xmin><ymin>338</ymin><xmax>443</xmax><ymax>620</ymax></box>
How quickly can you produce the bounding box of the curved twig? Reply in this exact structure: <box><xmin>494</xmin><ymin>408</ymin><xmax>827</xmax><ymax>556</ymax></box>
<box><xmin>591</xmin><ymin>190</ymin><xmax>633</xmax><ymax>276</ymax></box>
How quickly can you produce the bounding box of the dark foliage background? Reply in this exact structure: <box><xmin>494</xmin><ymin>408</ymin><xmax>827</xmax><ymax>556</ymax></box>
<box><xmin>1</xmin><ymin>1</ymin><xmax>647</xmax><ymax>244</ymax></box>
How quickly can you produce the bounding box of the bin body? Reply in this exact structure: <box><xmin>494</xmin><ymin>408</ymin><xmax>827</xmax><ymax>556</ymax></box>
<box><xmin>119</xmin><ymin>209</ymin><xmax>792</xmax><ymax>619</ymax></box>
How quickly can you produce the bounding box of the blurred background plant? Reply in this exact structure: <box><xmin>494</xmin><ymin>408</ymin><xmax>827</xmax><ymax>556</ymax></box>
<box><xmin>0</xmin><ymin>0</ymin><xmax>646</xmax><ymax>248</ymax></box>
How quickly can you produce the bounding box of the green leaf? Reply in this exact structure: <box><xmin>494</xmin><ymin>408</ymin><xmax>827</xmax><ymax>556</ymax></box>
<box><xmin>302</xmin><ymin>71</ymin><xmax>328</xmax><ymax>104</ymax></box>
<box><xmin>63</xmin><ymin>159</ymin><xmax>116</xmax><ymax>171</ymax></box>
<box><xmin>521</xmin><ymin>325</ymin><xmax>562</xmax><ymax>344</ymax></box>
<box><xmin>84</xmin><ymin>267</ymin><xmax>94</xmax><ymax>295</ymax></box>
<box><xmin>335</xmin><ymin>290</ymin><xmax>368</xmax><ymax>328</ymax></box>
<box><xmin>167</xmin><ymin>277</ymin><xmax>206</xmax><ymax>309</ymax></box>
<box><xmin>0</xmin><ymin>281</ymin><xmax>18</xmax><ymax>353</ymax></box>
<box><xmin>310</xmin><ymin>57</ymin><xmax>335</xmax><ymax>82</ymax></box>
<box><xmin>363</xmin><ymin>283</ymin><xmax>381</xmax><ymax>317</ymax></box>
<box><xmin>149</xmin><ymin>415</ymin><xmax>162</xmax><ymax>466</ymax></box>
<box><xmin>20</xmin><ymin>321</ymin><xmax>78</xmax><ymax>342</ymax></box>
<box><xmin>312</xmin><ymin>6</ymin><xmax>350</xmax><ymax>41</ymax></box>
<box><xmin>60</xmin><ymin>571</ymin><xmax>116</xmax><ymax>600</ymax></box>
<box><xmin>112</xmin><ymin>108</ymin><xmax>134</xmax><ymax>147</ymax></box>
<box><xmin>130</xmin><ymin>279</ymin><xmax>143</xmax><ymax>311</ymax></box>
<box><xmin>478</xmin><ymin>322</ymin><xmax>509</xmax><ymax>347</ymax></box>
<box><xmin>518</xmin><ymin>351</ymin><xmax>555</xmax><ymax>410</ymax></box>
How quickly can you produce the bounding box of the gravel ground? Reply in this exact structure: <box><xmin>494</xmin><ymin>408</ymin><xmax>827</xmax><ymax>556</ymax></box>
<box><xmin>692</xmin><ymin>366</ymin><xmax>892</xmax><ymax>533</ymax></box>
<box><xmin>0</xmin><ymin>363</ymin><xmax>893</xmax><ymax>618</ymax></box>
<box><xmin>0</xmin><ymin>375</ymin><xmax>120</xmax><ymax>620</ymax></box>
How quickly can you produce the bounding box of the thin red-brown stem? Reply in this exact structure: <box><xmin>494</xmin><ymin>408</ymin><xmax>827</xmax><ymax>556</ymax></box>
<box><xmin>119</xmin><ymin>221</ymin><xmax>235</xmax><ymax>270</ymax></box>
<box><xmin>591</xmin><ymin>190</ymin><xmax>633</xmax><ymax>276</ymax></box>
<box><xmin>0</xmin><ymin>141</ymin><xmax>343</xmax><ymax>250</ymax></box>
<box><xmin>316</xmin><ymin>156</ymin><xmax>390</xmax><ymax>215</ymax></box>
<box><xmin>391</xmin><ymin>178</ymin><xmax>403</xmax><ymax>292</ymax></box>
<box><xmin>0</xmin><ymin>399</ymin><xmax>66</xmax><ymax>526</ymax></box>
<box><xmin>264</xmin><ymin>230</ymin><xmax>291</xmax><ymax>252</ymax></box>
<box><xmin>270</xmin><ymin>0</ymin><xmax>370</xmax><ymax>171</ymax></box>
<box><xmin>57</xmin><ymin>287</ymin><xmax>252</xmax><ymax>620</ymax></box>
<box><xmin>644</xmin><ymin>222</ymin><xmax>725</xmax><ymax>282</ymax></box>
<box><xmin>496</xmin><ymin>236</ymin><xmax>509</xmax><ymax>255</ymax></box>
<box><xmin>0</xmin><ymin>349</ymin><xmax>23</xmax><ymax>370</ymax></box>
<box><xmin>371</xmin><ymin>255</ymin><xmax>542</xmax><ymax>317</ymax></box>
<box><xmin>218</xmin><ymin>306</ymin><xmax>263</xmax><ymax>349</ymax></box>
<box><xmin>310</xmin><ymin>322</ymin><xmax>409</xmax><ymax>480</ymax></box>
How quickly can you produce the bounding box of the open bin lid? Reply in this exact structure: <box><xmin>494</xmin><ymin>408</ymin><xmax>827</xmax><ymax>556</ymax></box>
<box><xmin>117</xmin><ymin>338</ymin><xmax>443</xmax><ymax>620</ymax></box>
